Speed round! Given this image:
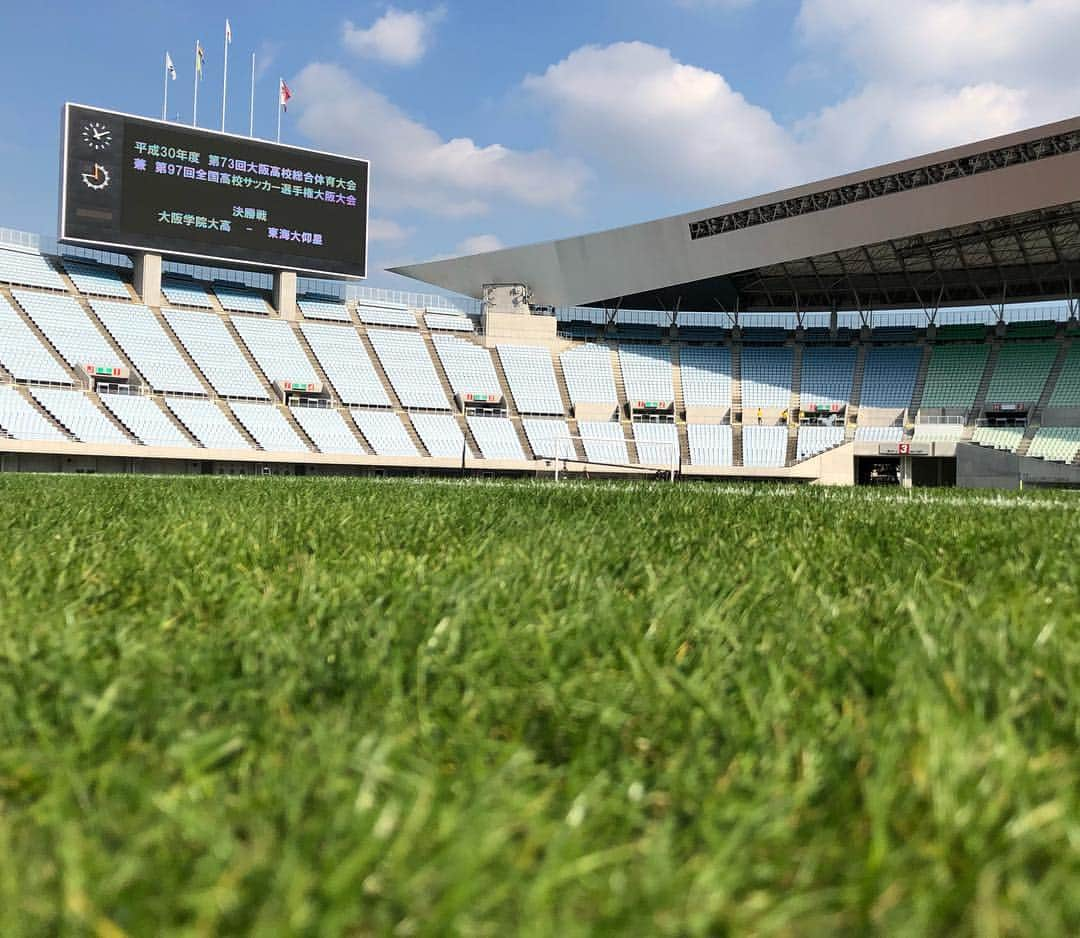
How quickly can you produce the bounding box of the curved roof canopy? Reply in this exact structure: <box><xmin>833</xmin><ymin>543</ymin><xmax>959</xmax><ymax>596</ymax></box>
<box><xmin>391</xmin><ymin>115</ymin><xmax>1080</xmax><ymax>313</ymax></box>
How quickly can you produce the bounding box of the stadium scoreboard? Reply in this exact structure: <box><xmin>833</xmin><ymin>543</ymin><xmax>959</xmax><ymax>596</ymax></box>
<box><xmin>60</xmin><ymin>103</ymin><xmax>369</xmax><ymax>278</ymax></box>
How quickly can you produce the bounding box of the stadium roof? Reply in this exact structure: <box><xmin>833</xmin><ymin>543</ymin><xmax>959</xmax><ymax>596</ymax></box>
<box><xmin>391</xmin><ymin>115</ymin><xmax>1080</xmax><ymax>314</ymax></box>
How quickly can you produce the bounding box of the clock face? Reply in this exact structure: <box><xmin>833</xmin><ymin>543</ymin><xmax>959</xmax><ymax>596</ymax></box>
<box><xmin>80</xmin><ymin>163</ymin><xmax>111</xmax><ymax>191</ymax></box>
<box><xmin>81</xmin><ymin>121</ymin><xmax>112</xmax><ymax>151</ymax></box>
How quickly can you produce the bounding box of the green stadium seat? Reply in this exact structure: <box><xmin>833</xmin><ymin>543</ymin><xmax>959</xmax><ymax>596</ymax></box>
<box><xmin>985</xmin><ymin>342</ymin><xmax>1057</xmax><ymax>403</ymax></box>
<box><xmin>921</xmin><ymin>344</ymin><xmax>989</xmax><ymax>408</ymax></box>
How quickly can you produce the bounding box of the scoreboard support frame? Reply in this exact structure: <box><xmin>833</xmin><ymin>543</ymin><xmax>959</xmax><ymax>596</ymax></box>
<box><xmin>133</xmin><ymin>252</ymin><xmax>163</xmax><ymax>307</ymax></box>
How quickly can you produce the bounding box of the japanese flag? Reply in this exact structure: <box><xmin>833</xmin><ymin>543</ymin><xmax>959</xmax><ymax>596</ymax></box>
<box><xmin>225</xmin><ymin>19</ymin><xmax>232</xmax><ymax>44</ymax></box>
<box><xmin>280</xmin><ymin>79</ymin><xmax>293</xmax><ymax>112</ymax></box>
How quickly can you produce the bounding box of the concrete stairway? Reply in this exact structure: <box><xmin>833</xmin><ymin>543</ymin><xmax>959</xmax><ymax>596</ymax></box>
<box><xmin>15</xmin><ymin>385</ymin><xmax>73</xmax><ymax>439</ymax></box>
<box><xmin>79</xmin><ymin>296</ymin><xmax>149</xmax><ymax>392</ymax></box>
<box><xmin>610</xmin><ymin>347</ymin><xmax>629</xmax><ymax>417</ymax></box>
<box><xmin>788</xmin><ymin>341</ymin><xmax>803</xmax><ymax>419</ymax></box>
<box><xmin>291</xmin><ymin>322</ymin><xmax>339</xmax><ymax>405</ymax></box>
<box><xmin>847</xmin><ymin>342</ymin><xmax>868</xmax><ymax>437</ymax></box>
<box><xmin>420</xmin><ymin>330</ymin><xmax>460</xmax><ymax>410</ymax></box>
<box><xmin>278</xmin><ymin>403</ymin><xmax>319</xmax><ymax>453</ymax></box>
<box><xmin>552</xmin><ymin>350</ymin><xmax>573</xmax><ymax>417</ymax></box>
<box><xmin>401</xmin><ymin>413</ymin><xmax>431</xmax><ymax>458</ymax></box>
<box><xmin>356</xmin><ymin>331</ymin><xmax>404</xmax><ymax>409</ymax></box>
<box><xmin>908</xmin><ymin>343</ymin><xmax>933</xmax><ymax>420</ymax></box>
<box><xmin>148</xmin><ymin>306</ymin><xmax>219</xmax><ymax>398</ymax></box>
<box><xmin>964</xmin><ymin>342</ymin><xmax>1001</xmax><ymax>440</ymax></box>
<box><xmin>218</xmin><ymin>400</ymin><xmax>261</xmax><ymax>450</ymax></box>
<box><xmin>86</xmin><ymin>389</ymin><xmax>139</xmax><ymax>443</ymax></box>
<box><xmin>671</xmin><ymin>344</ymin><xmax>686</xmax><ymax>418</ymax></box>
<box><xmin>223</xmin><ymin>316</ymin><xmax>278</xmax><ymax>399</ymax></box>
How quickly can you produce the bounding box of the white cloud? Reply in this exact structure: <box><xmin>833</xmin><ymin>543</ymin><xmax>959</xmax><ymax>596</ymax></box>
<box><xmin>526</xmin><ymin>6</ymin><xmax>1080</xmax><ymax>207</ymax></box>
<box><xmin>798</xmin><ymin>0</ymin><xmax>1080</xmax><ymax>86</ymax></box>
<box><xmin>525</xmin><ymin>42</ymin><xmax>799</xmax><ymax>200</ymax></box>
<box><xmin>368</xmin><ymin>218</ymin><xmax>412</xmax><ymax>243</ymax></box>
<box><xmin>293</xmin><ymin>63</ymin><xmax>589</xmax><ymax>218</ymax></box>
<box><xmin>456</xmin><ymin>234</ymin><xmax>504</xmax><ymax>255</ymax></box>
<box><xmin>343</xmin><ymin>6</ymin><xmax>446</xmax><ymax>66</ymax></box>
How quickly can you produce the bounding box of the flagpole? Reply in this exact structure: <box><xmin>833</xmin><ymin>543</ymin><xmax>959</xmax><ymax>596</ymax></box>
<box><xmin>249</xmin><ymin>53</ymin><xmax>255</xmax><ymax>137</ymax></box>
<box><xmin>221</xmin><ymin>22</ymin><xmax>229</xmax><ymax>132</ymax></box>
<box><xmin>277</xmin><ymin>78</ymin><xmax>282</xmax><ymax>143</ymax></box>
<box><xmin>193</xmin><ymin>41</ymin><xmax>200</xmax><ymax>126</ymax></box>
<box><xmin>163</xmin><ymin>55</ymin><xmax>169</xmax><ymax>121</ymax></box>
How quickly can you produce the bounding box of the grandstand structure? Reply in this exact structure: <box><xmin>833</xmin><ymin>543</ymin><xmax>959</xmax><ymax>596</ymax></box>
<box><xmin>3</xmin><ymin>233</ymin><xmax>1080</xmax><ymax>486</ymax></box>
<box><xmin>3</xmin><ymin>115</ymin><xmax>1080</xmax><ymax>486</ymax></box>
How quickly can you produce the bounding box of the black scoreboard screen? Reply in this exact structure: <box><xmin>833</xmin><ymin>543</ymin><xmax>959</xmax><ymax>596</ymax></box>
<box><xmin>59</xmin><ymin>103</ymin><xmax>369</xmax><ymax>278</ymax></box>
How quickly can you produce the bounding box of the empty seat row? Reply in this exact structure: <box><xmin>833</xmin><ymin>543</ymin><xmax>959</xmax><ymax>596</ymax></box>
<box><xmin>497</xmin><ymin>345</ymin><xmax>564</xmax><ymax>415</ymax></box>
<box><xmin>741</xmin><ymin>348</ymin><xmax>793</xmax><ymax>409</ymax></box>
<box><xmin>796</xmin><ymin>425</ymin><xmax>845</xmax><ymax>461</ymax></box>
<box><xmin>300</xmin><ymin>322</ymin><xmax>390</xmax><ymax>407</ymax></box>
<box><xmin>523</xmin><ymin>418</ymin><xmax>573</xmax><ymax>459</ymax></box>
<box><xmin>352</xmin><ymin>408</ymin><xmax>418</xmax><ymax>456</ymax></box>
<box><xmin>561</xmin><ymin>345</ymin><xmax>618</xmax><ymax>406</ymax></box>
<box><xmin>854</xmin><ymin>425</ymin><xmax>905</xmax><ymax>443</ymax></box>
<box><xmin>102</xmin><ymin>393</ymin><xmax>194</xmax><ymax>448</ymax></box>
<box><xmin>577</xmin><ymin>420</ymin><xmax>628</xmax><ymax>465</ymax></box>
<box><xmin>14</xmin><ymin>290</ymin><xmax>122</xmax><ymax>372</ymax></box>
<box><xmin>425</xmin><ymin>312</ymin><xmax>474</xmax><ymax>332</ymax></box>
<box><xmin>985</xmin><ymin>342</ymin><xmax>1057</xmax><ymax>403</ymax></box>
<box><xmin>214</xmin><ymin>284</ymin><xmax>270</xmax><ymax>315</ymax></box>
<box><xmin>166</xmin><ymin>397</ymin><xmax>252</xmax><ymax>449</ymax></box>
<box><xmin>1049</xmin><ymin>345</ymin><xmax>1080</xmax><ymax>406</ymax></box>
<box><xmin>467</xmin><ymin>416</ymin><xmax>525</xmax><ymax>460</ymax></box>
<box><xmin>230</xmin><ymin>401</ymin><xmax>310</xmax><ymax>453</ymax></box>
<box><xmin>290</xmin><ymin>406</ymin><xmax>365</xmax><ymax>455</ymax></box>
<box><xmin>0</xmin><ymin>294</ymin><xmax>72</xmax><ymax>384</ymax></box>
<box><xmin>0</xmin><ymin>386</ymin><xmax>68</xmax><ymax>441</ymax></box>
<box><xmin>31</xmin><ymin>388</ymin><xmax>129</xmax><ymax>445</ymax></box>
<box><xmin>742</xmin><ymin>425</ymin><xmax>787</xmax><ymax>468</ymax></box>
<box><xmin>680</xmin><ymin>347</ymin><xmax>732</xmax><ymax>409</ymax></box>
<box><xmin>164</xmin><ymin>308</ymin><xmax>269</xmax><ymax>399</ymax></box>
<box><xmin>61</xmin><ymin>259</ymin><xmax>130</xmax><ymax>298</ymax></box>
<box><xmin>299</xmin><ymin>296</ymin><xmax>351</xmax><ymax>322</ymax></box>
<box><xmin>0</xmin><ymin>248</ymin><xmax>66</xmax><ymax>290</ymax></box>
<box><xmin>434</xmin><ymin>335</ymin><xmax>501</xmax><ymax>398</ymax></box>
<box><xmin>971</xmin><ymin>425</ymin><xmax>1025</xmax><ymax>452</ymax></box>
<box><xmin>687</xmin><ymin>423</ymin><xmax>733</xmax><ymax>466</ymax></box>
<box><xmin>367</xmin><ymin>329</ymin><xmax>449</xmax><ymax>410</ymax></box>
<box><xmin>1027</xmin><ymin>426</ymin><xmax>1080</xmax><ymax>463</ymax></box>
<box><xmin>161</xmin><ymin>278</ymin><xmax>214</xmax><ymax>309</ymax></box>
<box><xmin>356</xmin><ymin>305</ymin><xmax>416</xmax><ymax>328</ymax></box>
<box><xmin>91</xmin><ymin>300</ymin><xmax>205</xmax><ymax>395</ymax></box>
<box><xmin>921</xmin><ymin>345</ymin><xmax>989</xmax><ymax>408</ymax></box>
<box><xmin>632</xmin><ymin>421</ymin><xmax>678</xmax><ymax>466</ymax></box>
<box><xmin>800</xmin><ymin>347</ymin><xmax>855</xmax><ymax>410</ymax></box>
<box><xmin>859</xmin><ymin>347</ymin><xmax>921</xmax><ymax>408</ymax></box>
<box><xmin>619</xmin><ymin>346</ymin><xmax>674</xmax><ymax>404</ymax></box>
<box><xmin>410</xmin><ymin>412</ymin><xmax>467</xmax><ymax>458</ymax></box>
<box><xmin>232</xmin><ymin>315</ymin><xmax>319</xmax><ymax>387</ymax></box>
<box><xmin>912</xmin><ymin>423</ymin><xmax>965</xmax><ymax>442</ymax></box>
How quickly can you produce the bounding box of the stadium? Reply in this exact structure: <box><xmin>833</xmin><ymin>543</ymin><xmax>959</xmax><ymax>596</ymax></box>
<box><xmin>2</xmin><ymin>6</ymin><xmax>1079</xmax><ymax>936</ymax></box>
<box><xmin>3</xmin><ymin>111</ymin><xmax>1080</xmax><ymax>485</ymax></box>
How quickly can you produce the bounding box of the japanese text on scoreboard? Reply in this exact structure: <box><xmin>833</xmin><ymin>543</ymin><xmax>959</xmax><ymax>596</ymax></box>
<box><xmin>60</xmin><ymin>103</ymin><xmax>369</xmax><ymax>278</ymax></box>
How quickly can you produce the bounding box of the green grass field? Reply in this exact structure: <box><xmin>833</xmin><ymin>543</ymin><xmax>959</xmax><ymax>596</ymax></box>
<box><xmin>0</xmin><ymin>476</ymin><xmax>1077</xmax><ymax>936</ymax></box>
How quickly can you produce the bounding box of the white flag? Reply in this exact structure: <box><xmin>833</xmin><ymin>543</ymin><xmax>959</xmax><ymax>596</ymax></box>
<box><xmin>166</xmin><ymin>52</ymin><xmax>176</xmax><ymax>80</ymax></box>
<box><xmin>225</xmin><ymin>19</ymin><xmax>232</xmax><ymax>44</ymax></box>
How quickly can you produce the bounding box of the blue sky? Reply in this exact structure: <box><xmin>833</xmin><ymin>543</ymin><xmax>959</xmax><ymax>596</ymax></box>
<box><xmin>3</xmin><ymin>1</ymin><xmax>1076</xmax><ymax>288</ymax></box>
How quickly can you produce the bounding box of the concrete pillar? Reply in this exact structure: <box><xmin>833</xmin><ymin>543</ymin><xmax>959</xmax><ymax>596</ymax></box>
<box><xmin>274</xmin><ymin>270</ymin><xmax>298</xmax><ymax>321</ymax></box>
<box><xmin>133</xmin><ymin>252</ymin><xmax>162</xmax><ymax>306</ymax></box>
